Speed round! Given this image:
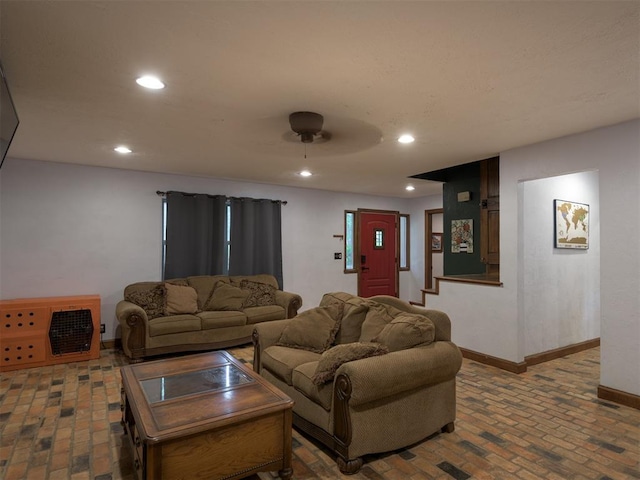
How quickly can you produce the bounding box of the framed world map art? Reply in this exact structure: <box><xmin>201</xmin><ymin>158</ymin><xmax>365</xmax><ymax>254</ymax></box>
<box><xmin>554</xmin><ymin>199</ymin><xmax>589</xmax><ymax>249</ymax></box>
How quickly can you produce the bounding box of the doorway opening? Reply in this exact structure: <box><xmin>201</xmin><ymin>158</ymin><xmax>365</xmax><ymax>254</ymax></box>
<box><xmin>424</xmin><ymin>208</ymin><xmax>443</xmax><ymax>291</ymax></box>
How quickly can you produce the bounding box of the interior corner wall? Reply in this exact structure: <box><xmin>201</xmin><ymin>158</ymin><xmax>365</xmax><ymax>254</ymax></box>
<box><xmin>503</xmin><ymin>119</ymin><xmax>639</xmax><ymax>397</ymax></box>
<box><xmin>421</xmin><ymin>119</ymin><xmax>639</xmax><ymax>386</ymax></box>
<box><xmin>0</xmin><ymin>158</ymin><xmax>413</xmax><ymax>339</ymax></box>
<box><xmin>521</xmin><ymin>171</ymin><xmax>600</xmax><ymax>356</ymax></box>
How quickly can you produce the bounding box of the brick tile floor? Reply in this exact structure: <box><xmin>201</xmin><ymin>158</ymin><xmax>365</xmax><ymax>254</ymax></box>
<box><xmin>0</xmin><ymin>346</ymin><xmax>638</xmax><ymax>479</ymax></box>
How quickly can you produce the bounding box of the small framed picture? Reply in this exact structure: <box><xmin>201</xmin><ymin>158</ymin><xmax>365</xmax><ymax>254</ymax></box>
<box><xmin>431</xmin><ymin>233</ymin><xmax>442</xmax><ymax>253</ymax></box>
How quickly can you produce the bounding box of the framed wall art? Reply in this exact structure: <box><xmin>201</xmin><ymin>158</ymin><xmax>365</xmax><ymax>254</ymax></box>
<box><xmin>431</xmin><ymin>233</ymin><xmax>442</xmax><ymax>253</ymax></box>
<box><xmin>451</xmin><ymin>219</ymin><xmax>473</xmax><ymax>253</ymax></box>
<box><xmin>554</xmin><ymin>199</ymin><xmax>589</xmax><ymax>249</ymax></box>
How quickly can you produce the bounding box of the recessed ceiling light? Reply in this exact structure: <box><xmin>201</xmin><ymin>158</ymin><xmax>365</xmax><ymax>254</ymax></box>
<box><xmin>114</xmin><ymin>146</ymin><xmax>132</xmax><ymax>154</ymax></box>
<box><xmin>299</xmin><ymin>170</ymin><xmax>312</xmax><ymax>177</ymax></box>
<box><xmin>136</xmin><ymin>75</ymin><xmax>165</xmax><ymax>89</ymax></box>
<box><xmin>398</xmin><ymin>134</ymin><xmax>415</xmax><ymax>144</ymax></box>
<box><xmin>405</xmin><ymin>185</ymin><xmax>415</xmax><ymax>191</ymax></box>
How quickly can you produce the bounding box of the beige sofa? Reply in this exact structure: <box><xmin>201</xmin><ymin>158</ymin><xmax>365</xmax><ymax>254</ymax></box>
<box><xmin>116</xmin><ymin>274</ymin><xmax>301</xmax><ymax>362</ymax></box>
<box><xmin>253</xmin><ymin>292</ymin><xmax>462</xmax><ymax>474</ymax></box>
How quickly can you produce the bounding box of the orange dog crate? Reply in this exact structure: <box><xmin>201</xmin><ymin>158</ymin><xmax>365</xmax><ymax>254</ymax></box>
<box><xmin>0</xmin><ymin>295</ymin><xmax>101</xmax><ymax>372</ymax></box>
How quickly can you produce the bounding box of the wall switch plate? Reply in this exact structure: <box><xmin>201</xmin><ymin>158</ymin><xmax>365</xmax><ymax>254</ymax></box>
<box><xmin>334</xmin><ymin>252</ymin><xmax>342</xmax><ymax>260</ymax></box>
<box><xmin>100</xmin><ymin>324</ymin><xmax>106</xmax><ymax>334</ymax></box>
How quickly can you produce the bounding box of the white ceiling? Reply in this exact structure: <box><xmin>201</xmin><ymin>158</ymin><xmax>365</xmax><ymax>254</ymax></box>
<box><xmin>1</xmin><ymin>1</ymin><xmax>638</xmax><ymax>197</ymax></box>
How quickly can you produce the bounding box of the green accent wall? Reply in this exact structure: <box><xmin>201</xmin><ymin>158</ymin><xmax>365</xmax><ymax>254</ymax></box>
<box><xmin>442</xmin><ymin>161</ymin><xmax>485</xmax><ymax>275</ymax></box>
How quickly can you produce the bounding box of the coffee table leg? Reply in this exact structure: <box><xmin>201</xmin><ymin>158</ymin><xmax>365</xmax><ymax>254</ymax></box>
<box><xmin>278</xmin><ymin>467</ymin><xmax>293</xmax><ymax>480</ymax></box>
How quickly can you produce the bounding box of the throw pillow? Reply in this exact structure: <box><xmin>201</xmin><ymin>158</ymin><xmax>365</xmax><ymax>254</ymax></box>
<box><xmin>335</xmin><ymin>302</ymin><xmax>369</xmax><ymax>344</ymax></box>
<box><xmin>372</xmin><ymin>313</ymin><xmax>436</xmax><ymax>352</ymax></box>
<box><xmin>125</xmin><ymin>284</ymin><xmax>166</xmax><ymax>320</ymax></box>
<box><xmin>164</xmin><ymin>283</ymin><xmax>199</xmax><ymax>315</ymax></box>
<box><xmin>318</xmin><ymin>292</ymin><xmax>370</xmax><ymax>344</ymax></box>
<box><xmin>312</xmin><ymin>342</ymin><xmax>389</xmax><ymax>385</ymax></box>
<box><xmin>240</xmin><ymin>280</ymin><xmax>277</xmax><ymax>307</ymax></box>
<box><xmin>204</xmin><ymin>282</ymin><xmax>250</xmax><ymax>311</ymax></box>
<box><xmin>358</xmin><ymin>303</ymin><xmax>398</xmax><ymax>342</ymax></box>
<box><xmin>276</xmin><ymin>304</ymin><xmax>343</xmax><ymax>353</ymax></box>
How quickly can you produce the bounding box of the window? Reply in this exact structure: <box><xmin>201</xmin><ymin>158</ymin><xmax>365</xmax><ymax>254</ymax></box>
<box><xmin>162</xmin><ymin>198</ymin><xmax>168</xmax><ymax>278</ymax></box>
<box><xmin>399</xmin><ymin>214</ymin><xmax>410</xmax><ymax>270</ymax></box>
<box><xmin>374</xmin><ymin>228</ymin><xmax>384</xmax><ymax>249</ymax></box>
<box><xmin>225</xmin><ymin>202</ymin><xmax>231</xmax><ymax>273</ymax></box>
<box><xmin>162</xmin><ymin>197</ymin><xmax>232</xmax><ymax>278</ymax></box>
<box><xmin>162</xmin><ymin>192</ymin><xmax>283</xmax><ymax>286</ymax></box>
<box><xmin>344</xmin><ymin>210</ymin><xmax>356</xmax><ymax>272</ymax></box>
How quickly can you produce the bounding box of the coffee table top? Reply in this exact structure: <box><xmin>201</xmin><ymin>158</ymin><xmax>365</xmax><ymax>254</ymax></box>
<box><xmin>140</xmin><ymin>362</ymin><xmax>254</xmax><ymax>403</ymax></box>
<box><xmin>121</xmin><ymin>350</ymin><xmax>293</xmax><ymax>443</ymax></box>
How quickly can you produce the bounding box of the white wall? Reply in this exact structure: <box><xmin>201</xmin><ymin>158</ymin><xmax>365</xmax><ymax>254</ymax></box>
<box><xmin>427</xmin><ymin>119</ymin><xmax>639</xmax><ymax>397</ymax></box>
<box><xmin>522</xmin><ymin>171</ymin><xmax>600</xmax><ymax>356</ymax></box>
<box><xmin>0</xmin><ymin>159</ymin><xmax>417</xmax><ymax>338</ymax></box>
<box><xmin>509</xmin><ymin>120</ymin><xmax>639</xmax><ymax>396</ymax></box>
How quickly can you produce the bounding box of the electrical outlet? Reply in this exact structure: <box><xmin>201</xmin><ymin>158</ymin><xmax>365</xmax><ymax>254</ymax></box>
<box><xmin>100</xmin><ymin>324</ymin><xmax>106</xmax><ymax>334</ymax></box>
<box><xmin>334</xmin><ymin>252</ymin><xmax>342</xmax><ymax>260</ymax></box>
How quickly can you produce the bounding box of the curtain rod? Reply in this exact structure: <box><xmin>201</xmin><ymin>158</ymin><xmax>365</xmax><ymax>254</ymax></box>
<box><xmin>156</xmin><ymin>190</ymin><xmax>287</xmax><ymax>205</ymax></box>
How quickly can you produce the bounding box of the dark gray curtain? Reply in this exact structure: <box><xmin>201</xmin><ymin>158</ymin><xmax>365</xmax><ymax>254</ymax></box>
<box><xmin>228</xmin><ymin>197</ymin><xmax>283</xmax><ymax>289</ymax></box>
<box><xmin>164</xmin><ymin>192</ymin><xmax>227</xmax><ymax>279</ymax></box>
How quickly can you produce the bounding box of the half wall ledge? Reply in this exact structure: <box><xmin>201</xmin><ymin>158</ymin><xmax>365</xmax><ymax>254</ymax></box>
<box><xmin>424</xmin><ymin>274</ymin><xmax>503</xmax><ymax>298</ymax></box>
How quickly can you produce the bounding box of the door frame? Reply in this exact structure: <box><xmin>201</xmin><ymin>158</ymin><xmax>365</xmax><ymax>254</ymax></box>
<box><xmin>357</xmin><ymin>208</ymin><xmax>400</xmax><ymax>297</ymax></box>
<box><xmin>424</xmin><ymin>208</ymin><xmax>443</xmax><ymax>290</ymax></box>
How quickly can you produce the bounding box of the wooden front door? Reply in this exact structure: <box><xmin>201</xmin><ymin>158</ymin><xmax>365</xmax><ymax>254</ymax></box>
<box><xmin>358</xmin><ymin>211</ymin><xmax>398</xmax><ymax>298</ymax></box>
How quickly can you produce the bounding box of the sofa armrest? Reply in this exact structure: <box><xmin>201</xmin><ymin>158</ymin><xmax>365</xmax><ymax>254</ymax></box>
<box><xmin>116</xmin><ymin>300</ymin><xmax>148</xmax><ymax>323</ymax></box>
<box><xmin>115</xmin><ymin>300</ymin><xmax>149</xmax><ymax>362</ymax></box>
<box><xmin>252</xmin><ymin>318</ymin><xmax>292</xmax><ymax>373</ymax></box>
<box><xmin>335</xmin><ymin>341</ymin><xmax>462</xmax><ymax>406</ymax></box>
<box><xmin>275</xmin><ymin>291</ymin><xmax>302</xmax><ymax>318</ymax></box>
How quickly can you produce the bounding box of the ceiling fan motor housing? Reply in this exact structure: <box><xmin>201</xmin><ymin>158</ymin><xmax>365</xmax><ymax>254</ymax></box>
<box><xmin>289</xmin><ymin>111</ymin><xmax>324</xmax><ymax>143</ymax></box>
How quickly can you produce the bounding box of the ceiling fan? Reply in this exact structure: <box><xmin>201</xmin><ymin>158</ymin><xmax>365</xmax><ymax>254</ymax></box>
<box><xmin>288</xmin><ymin>111</ymin><xmax>331</xmax><ymax>144</ymax></box>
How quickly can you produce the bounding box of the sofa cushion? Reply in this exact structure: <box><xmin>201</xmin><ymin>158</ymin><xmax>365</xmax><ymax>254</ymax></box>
<box><xmin>204</xmin><ymin>282</ymin><xmax>249</xmax><ymax>311</ymax></box>
<box><xmin>148</xmin><ymin>314</ymin><xmax>201</xmax><ymax>336</ymax></box>
<box><xmin>261</xmin><ymin>346</ymin><xmax>322</xmax><ymax>385</ymax></box>
<box><xmin>372</xmin><ymin>313</ymin><xmax>436</xmax><ymax>352</ymax></box>
<box><xmin>230</xmin><ymin>274</ymin><xmax>279</xmax><ymax>290</ymax></box>
<box><xmin>312</xmin><ymin>342</ymin><xmax>389</xmax><ymax>385</ymax></box>
<box><xmin>245</xmin><ymin>305</ymin><xmax>286</xmax><ymax>324</ymax></box>
<box><xmin>319</xmin><ymin>291</ymin><xmax>358</xmax><ymax>308</ymax></box>
<box><xmin>240</xmin><ymin>279</ymin><xmax>277</xmax><ymax>307</ymax></box>
<box><xmin>124</xmin><ymin>283</ymin><xmax>166</xmax><ymax>320</ymax></box>
<box><xmin>319</xmin><ymin>292</ymin><xmax>370</xmax><ymax>344</ymax></box>
<box><xmin>165</xmin><ymin>283</ymin><xmax>199</xmax><ymax>315</ymax></box>
<box><xmin>293</xmin><ymin>361</ymin><xmax>333</xmax><ymax>410</ymax></box>
<box><xmin>335</xmin><ymin>303</ymin><xmax>370</xmax><ymax>344</ymax></box>
<box><xmin>276</xmin><ymin>304</ymin><xmax>343</xmax><ymax>353</ymax></box>
<box><xmin>197</xmin><ymin>311</ymin><xmax>247</xmax><ymax>329</ymax></box>
<box><xmin>358</xmin><ymin>302</ymin><xmax>404</xmax><ymax>342</ymax></box>
<box><xmin>187</xmin><ymin>275</ymin><xmax>230</xmax><ymax>309</ymax></box>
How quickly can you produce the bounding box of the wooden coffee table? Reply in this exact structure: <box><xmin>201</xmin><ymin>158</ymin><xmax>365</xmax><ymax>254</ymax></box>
<box><xmin>120</xmin><ymin>350</ymin><xmax>293</xmax><ymax>480</ymax></box>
